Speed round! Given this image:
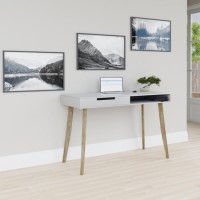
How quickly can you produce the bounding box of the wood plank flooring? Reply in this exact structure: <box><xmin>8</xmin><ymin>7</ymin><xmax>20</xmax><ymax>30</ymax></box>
<box><xmin>0</xmin><ymin>123</ymin><xmax>200</xmax><ymax>200</ymax></box>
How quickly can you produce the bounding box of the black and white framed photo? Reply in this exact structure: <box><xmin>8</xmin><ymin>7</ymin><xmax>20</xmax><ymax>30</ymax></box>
<box><xmin>3</xmin><ymin>51</ymin><xmax>64</xmax><ymax>92</ymax></box>
<box><xmin>130</xmin><ymin>17</ymin><xmax>171</xmax><ymax>52</ymax></box>
<box><xmin>77</xmin><ymin>33</ymin><xmax>125</xmax><ymax>70</ymax></box>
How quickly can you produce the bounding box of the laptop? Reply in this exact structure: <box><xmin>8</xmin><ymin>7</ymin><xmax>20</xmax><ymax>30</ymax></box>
<box><xmin>100</xmin><ymin>77</ymin><xmax>124</xmax><ymax>94</ymax></box>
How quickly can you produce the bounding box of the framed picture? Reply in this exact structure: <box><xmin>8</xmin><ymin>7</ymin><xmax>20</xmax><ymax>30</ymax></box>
<box><xmin>77</xmin><ymin>33</ymin><xmax>125</xmax><ymax>70</ymax></box>
<box><xmin>130</xmin><ymin>17</ymin><xmax>171</xmax><ymax>52</ymax></box>
<box><xmin>3</xmin><ymin>51</ymin><xmax>64</xmax><ymax>92</ymax></box>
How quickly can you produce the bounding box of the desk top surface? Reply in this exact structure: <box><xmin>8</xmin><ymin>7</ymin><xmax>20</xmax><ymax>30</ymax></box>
<box><xmin>62</xmin><ymin>91</ymin><xmax>169</xmax><ymax>98</ymax></box>
<box><xmin>60</xmin><ymin>91</ymin><xmax>170</xmax><ymax>109</ymax></box>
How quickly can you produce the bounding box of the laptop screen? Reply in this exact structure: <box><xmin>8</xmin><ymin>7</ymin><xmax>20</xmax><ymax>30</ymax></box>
<box><xmin>101</xmin><ymin>77</ymin><xmax>123</xmax><ymax>93</ymax></box>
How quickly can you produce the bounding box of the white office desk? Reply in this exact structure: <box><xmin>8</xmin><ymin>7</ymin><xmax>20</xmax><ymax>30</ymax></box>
<box><xmin>60</xmin><ymin>92</ymin><xmax>170</xmax><ymax>175</ymax></box>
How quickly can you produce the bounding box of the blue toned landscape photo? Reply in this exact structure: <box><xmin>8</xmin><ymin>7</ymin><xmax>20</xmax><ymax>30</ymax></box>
<box><xmin>131</xmin><ymin>17</ymin><xmax>171</xmax><ymax>51</ymax></box>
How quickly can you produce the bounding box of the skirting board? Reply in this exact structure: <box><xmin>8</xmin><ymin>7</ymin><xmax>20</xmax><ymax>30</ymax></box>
<box><xmin>0</xmin><ymin>131</ymin><xmax>188</xmax><ymax>172</ymax></box>
<box><xmin>188</xmin><ymin>118</ymin><xmax>200</xmax><ymax>124</ymax></box>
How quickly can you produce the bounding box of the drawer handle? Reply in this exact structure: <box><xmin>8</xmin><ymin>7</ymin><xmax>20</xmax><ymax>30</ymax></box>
<box><xmin>97</xmin><ymin>97</ymin><xmax>115</xmax><ymax>101</ymax></box>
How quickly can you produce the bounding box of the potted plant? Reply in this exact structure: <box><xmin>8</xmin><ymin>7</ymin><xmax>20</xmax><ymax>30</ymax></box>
<box><xmin>137</xmin><ymin>76</ymin><xmax>161</xmax><ymax>92</ymax></box>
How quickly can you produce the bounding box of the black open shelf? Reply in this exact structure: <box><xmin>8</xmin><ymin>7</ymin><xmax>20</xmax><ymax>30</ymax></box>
<box><xmin>130</xmin><ymin>94</ymin><xmax>170</xmax><ymax>103</ymax></box>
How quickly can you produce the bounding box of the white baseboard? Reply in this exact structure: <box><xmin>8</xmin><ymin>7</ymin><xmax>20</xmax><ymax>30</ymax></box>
<box><xmin>0</xmin><ymin>131</ymin><xmax>188</xmax><ymax>172</ymax></box>
<box><xmin>188</xmin><ymin>119</ymin><xmax>200</xmax><ymax>124</ymax></box>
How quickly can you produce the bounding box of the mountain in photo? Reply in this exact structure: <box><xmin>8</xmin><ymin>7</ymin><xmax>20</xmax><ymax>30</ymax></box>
<box><xmin>78</xmin><ymin>40</ymin><xmax>111</xmax><ymax>64</ymax></box>
<box><xmin>47</xmin><ymin>55</ymin><xmax>63</xmax><ymax>65</ymax></box>
<box><xmin>78</xmin><ymin>40</ymin><xmax>122</xmax><ymax>69</ymax></box>
<box><xmin>40</xmin><ymin>60</ymin><xmax>63</xmax><ymax>74</ymax></box>
<box><xmin>105</xmin><ymin>54</ymin><xmax>125</xmax><ymax>67</ymax></box>
<box><xmin>9</xmin><ymin>57</ymin><xmax>44</xmax><ymax>70</ymax></box>
<box><xmin>156</xmin><ymin>24</ymin><xmax>170</xmax><ymax>38</ymax></box>
<box><xmin>4</xmin><ymin>58</ymin><xmax>37</xmax><ymax>74</ymax></box>
<box><xmin>36</xmin><ymin>67</ymin><xmax>43</xmax><ymax>73</ymax></box>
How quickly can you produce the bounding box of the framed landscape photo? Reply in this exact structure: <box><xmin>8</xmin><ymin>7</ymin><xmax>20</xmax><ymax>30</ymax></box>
<box><xmin>130</xmin><ymin>17</ymin><xmax>171</xmax><ymax>52</ymax></box>
<box><xmin>77</xmin><ymin>33</ymin><xmax>125</xmax><ymax>70</ymax></box>
<box><xmin>3</xmin><ymin>51</ymin><xmax>64</xmax><ymax>92</ymax></box>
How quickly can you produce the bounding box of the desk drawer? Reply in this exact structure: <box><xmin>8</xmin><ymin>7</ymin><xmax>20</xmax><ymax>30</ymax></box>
<box><xmin>80</xmin><ymin>96</ymin><xmax>129</xmax><ymax>108</ymax></box>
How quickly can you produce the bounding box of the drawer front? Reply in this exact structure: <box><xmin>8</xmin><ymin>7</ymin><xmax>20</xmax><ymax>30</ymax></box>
<box><xmin>80</xmin><ymin>96</ymin><xmax>129</xmax><ymax>108</ymax></box>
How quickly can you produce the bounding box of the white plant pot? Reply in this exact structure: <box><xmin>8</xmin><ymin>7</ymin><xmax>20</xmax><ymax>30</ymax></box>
<box><xmin>140</xmin><ymin>86</ymin><xmax>150</xmax><ymax>92</ymax></box>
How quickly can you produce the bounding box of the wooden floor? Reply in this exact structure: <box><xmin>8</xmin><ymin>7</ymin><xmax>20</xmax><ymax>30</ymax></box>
<box><xmin>0</xmin><ymin>123</ymin><xmax>200</xmax><ymax>200</ymax></box>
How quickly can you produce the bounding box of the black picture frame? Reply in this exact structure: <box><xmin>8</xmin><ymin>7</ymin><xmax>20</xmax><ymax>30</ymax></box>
<box><xmin>130</xmin><ymin>17</ymin><xmax>171</xmax><ymax>52</ymax></box>
<box><xmin>3</xmin><ymin>51</ymin><xmax>65</xmax><ymax>93</ymax></box>
<box><xmin>77</xmin><ymin>33</ymin><xmax>126</xmax><ymax>70</ymax></box>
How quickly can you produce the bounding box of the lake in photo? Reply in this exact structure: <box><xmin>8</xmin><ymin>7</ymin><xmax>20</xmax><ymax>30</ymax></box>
<box><xmin>132</xmin><ymin>37</ymin><xmax>171</xmax><ymax>51</ymax></box>
<box><xmin>4</xmin><ymin>74</ymin><xmax>63</xmax><ymax>92</ymax></box>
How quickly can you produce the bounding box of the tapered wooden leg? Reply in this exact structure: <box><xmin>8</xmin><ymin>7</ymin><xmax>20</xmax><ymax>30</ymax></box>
<box><xmin>80</xmin><ymin>109</ymin><xmax>87</xmax><ymax>175</ymax></box>
<box><xmin>62</xmin><ymin>107</ymin><xmax>74</xmax><ymax>163</ymax></box>
<box><xmin>141</xmin><ymin>104</ymin><xmax>145</xmax><ymax>150</ymax></box>
<box><xmin>158</xmin><ymin>103</ymin><xmax>169</xmax><ymax>159</ymax></box>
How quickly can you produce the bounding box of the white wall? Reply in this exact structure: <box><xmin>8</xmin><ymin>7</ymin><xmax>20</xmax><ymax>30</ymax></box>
<box><xmin>0</xmin><ymin>0</ymin><xmax>187</xmax><ymax>157</ymax></box>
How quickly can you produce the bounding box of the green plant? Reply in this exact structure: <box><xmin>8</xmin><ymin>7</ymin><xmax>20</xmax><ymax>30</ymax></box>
<box><xmin>192</xmin><ymin>23</ymin><xmax>200</xmax><ymax>62</ymax></box>
<box><xmin>137</xmin><ymin>76</ymin><xmax>161</xmax><ymax>88</ymax></box>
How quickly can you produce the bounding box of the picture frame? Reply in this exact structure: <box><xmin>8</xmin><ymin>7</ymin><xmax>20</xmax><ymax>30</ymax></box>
<box><xmin>3</xmin><ymin>51</ymin><xmax>65</xmax><ymax>93</ymax></box>
<box><xmin>77</xmin><ymin>33</ymin><xmax>126</xmax><ymax>70</ymax></box>
<box><xmin>130</xmin><ymin>17</ymin><xmax>171</xmax><ymax>52</ymax></box>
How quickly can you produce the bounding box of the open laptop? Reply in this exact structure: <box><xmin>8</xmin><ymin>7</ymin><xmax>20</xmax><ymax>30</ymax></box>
<box><xmin>100</xmin><ymin>77</ymin><xmax>124</xmax><ymax>94</ymax></box>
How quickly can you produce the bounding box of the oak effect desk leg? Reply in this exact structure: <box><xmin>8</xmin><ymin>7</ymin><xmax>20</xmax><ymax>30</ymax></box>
<box><xmin>80</xmin><ymin>109</ymin><xmax>87</xmax><ymax>175</ymax></box>
<box><xmin>63</xmin><ymin>107</ymin><xmax>74</xmax><ymax>163</ymax></box>
<box><xmin>158</xmin><ymin>103</ymin><xmax>169</xmax><ymax>159</ymax></box>
<box><xmin>141</xmin><ymin>104</ymin><xmax>145</xmax><ymax>150</ymax></box>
